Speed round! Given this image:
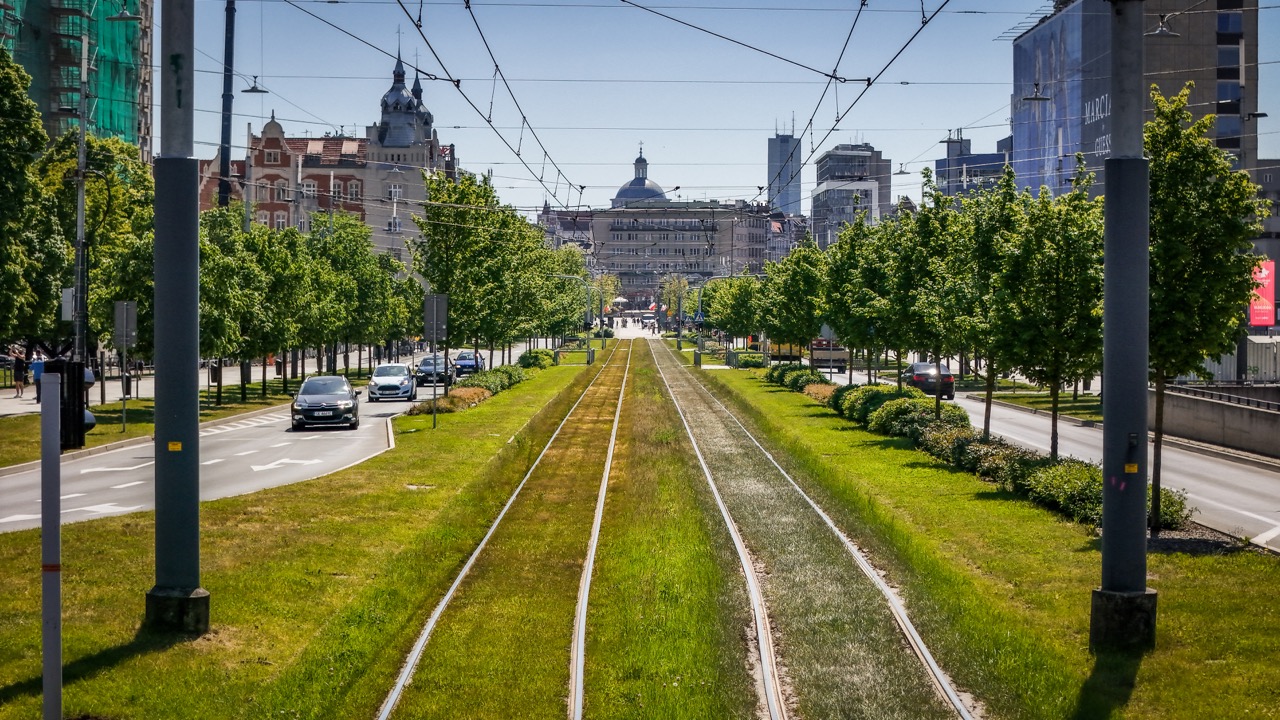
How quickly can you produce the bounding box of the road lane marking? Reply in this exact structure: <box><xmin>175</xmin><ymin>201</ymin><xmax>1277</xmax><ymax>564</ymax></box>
<box><xmin>80</xmin><ymin>460</ymin><xmax>155</xmax><ymax>474</ymax></box>
<box><xmin>1185</xmin><ymin>492</ymin><xmax>1278</xmax><ymax>527</ymax></box>
<box><xmin>0</xmin><ymin>515</ymin><xmax>41</xmax><ymax>523</ymax></box>
<box><xmin>1251</xmin><ymin>524</ymin><xmax>1280</xmax><ymax>545</ymax></box>
<box><xmin>250</xmin><ymin>458</ymin><xmax>321</xmax><ymax>472</ymax></box>
<box><xmin>111</xmin><ymin>481</ymin><xmax>146</xmax><ymax>489</ymax></box>
<box><xmin>202</xmin><ymin>459</ymin><xmax>225</xmax><ymax>465</ymax></box>
<box><xmin>64</xmin><ymin>503</ymin><xmax>145</xmax><ymax>515</ymax></box>
<box><xmin>234</xmin><ymin>450</ymin><xmax>258</xmax><ymax>456</ymax></box>
<box><xmin>269</xmin><ymin>442</ymin><xmax>291</xmax><ymax>447</ymax></box>
<box><xmin>60</xmin><ymin>493</ymin><xmax>86</xmax><ymax>500</ymax></box>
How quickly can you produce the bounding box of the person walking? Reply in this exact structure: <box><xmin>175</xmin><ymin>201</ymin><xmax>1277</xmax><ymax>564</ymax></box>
<box><xmin>31</xmin><ymin>355</ymin><xmax>44</xmax><ymax>402</ymax></box>
<box><xmin>12</xmin><ymin>353</ymin><xmax>28</xmax><ymax>398</ymax></box>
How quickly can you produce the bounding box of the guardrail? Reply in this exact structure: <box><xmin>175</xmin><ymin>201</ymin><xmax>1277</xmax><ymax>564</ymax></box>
<box><xmin>1165</xmin><ymin>384</ymin><xmax>1280</xmax><ymax>412</ymax></box>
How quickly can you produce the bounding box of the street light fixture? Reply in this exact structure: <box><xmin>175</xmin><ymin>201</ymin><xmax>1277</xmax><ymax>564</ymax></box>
<box><xmin>1145</xmin><ymin>14</ymin><xmax>1180</xmax><ymax>38</ymax></box>
<box><xmin>1022</xmin><ymin>82</ymin><xmax>1050</xmax><ymax>103</ymax></box>
<box><xmin>241</xmin><ymin>75</ymin><xmax>268</xmax><ymax>94</ymax></box>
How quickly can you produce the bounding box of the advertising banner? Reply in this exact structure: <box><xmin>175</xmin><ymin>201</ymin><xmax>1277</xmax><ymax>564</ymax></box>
<box><xmin>1250</xmin><ymin>260</ymin><xmax>1275</xmax><ymax>326</ymax></box>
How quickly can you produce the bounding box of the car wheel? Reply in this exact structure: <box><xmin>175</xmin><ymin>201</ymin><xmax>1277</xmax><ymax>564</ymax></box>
<box><xmin>370</xmin><ymin>396</ymin><xmax>379</xmax><ymax>402</ymax></box>
<box><xmin>292</xmin><ymin>420</ymin><xmax>304</xmax><ymax>431</ymax></box>
<box><xmin>349</xmin><ymin>416</ymin><xmax>360</xmax><ymax>429</ymax></box>
<box><xmin>947</xmin><ymin>392</ymin><xmax>955</xmax><ymax>401</ymax></box>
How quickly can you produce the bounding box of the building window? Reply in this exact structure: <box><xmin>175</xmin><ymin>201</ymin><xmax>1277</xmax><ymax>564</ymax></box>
<box><xmin>1217</xmin><ymin>11</ymin><xmax>1242</xmax><ymax>33</ymax></box>
<box><xmin>348</xmin><ymin>181</ymin><xmax>361</xmax><ymax>201</ymax></box>
<box><xmin>297</xmin><ymin>217</ymin><xmax>309</xmax><ymax>232</ymax></box>
<box><xmin>332</xmin><ymin>180</ymin><xmax>343</xmax><ymax>198</ymax></box>
<box><xmin>1217</xmin><ymin>45</ymin><xmax>1240</xmax><ymax>67</ymax></box>
<box><xmin>387</xmin><ymin>183</ymin><xmax>402</xmax><ymax>200</ymax></box>
<box><xmin>265</xmin><ymin>150</ymin><xmax>280</xmax><ymax>165</ymax></box>
<box><xmin>1264</xmin><ymin>173</ymin><xmax>1273</xmax><ymax>183</ymax></box>
<box><xmin>273</xmin><ymin>211</ymin><xmax>287</xmax><ymax>230</ymax></box>
<box><xmin>1217</xmin><ymin>81</ymin><xmax>1243</xmax><ymax>102</ymax></box>
<box><xmin>1217</xmin><ymin>114</ymin><xmax>1242</xmax><ymax>139</ymax></box>
<box><xmin>274</xmin><ymin>180</ymin><xmax>289</xmax><ymax>201</ymax></box>
<box><xmin>301</xmin><ymin>180</ymin><xmax>317</xmax><ymax>197</ymax></box>
<box><xmin>256</xmin><ymin>211</ymin><xmax>268</xmax><ymax>226</ymax></box>
<box><xmin>387</xmin><ymin>216</ymin><xmax>402</xmax><ymax>233</ymax></box>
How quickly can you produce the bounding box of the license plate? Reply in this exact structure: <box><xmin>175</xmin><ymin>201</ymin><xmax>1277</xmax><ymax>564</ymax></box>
<box><xmin>314</xmin><ymin>410</ymin><xmax>333</xmax><ymax>416</ymax></box>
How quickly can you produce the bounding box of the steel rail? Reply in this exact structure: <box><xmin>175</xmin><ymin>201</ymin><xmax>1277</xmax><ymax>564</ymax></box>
<box><xmin>375</xmin><ymin>341</ymin><xmax>626</xmax><ymax>720</ymax></box>
<box><xmin>569</xmin><ymin>341</ymin><xmax>634</xmax><ymax>720</ymax></box>
<box><xmin>654</xmin><ymin>339</ymin><xmax>974</xmax><ymax>720</ymax></box>
<box><xmin>650</xmin><ymin>343</ymin><xmax>787</xmax><ymax>720</ymax></box>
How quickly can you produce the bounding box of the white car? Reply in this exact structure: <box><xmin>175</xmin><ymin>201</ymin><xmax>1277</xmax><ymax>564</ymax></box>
<box><xmin>367</xmin><ymin>363</ymin><xmax>417</xmax><ymax>402</ymax></box>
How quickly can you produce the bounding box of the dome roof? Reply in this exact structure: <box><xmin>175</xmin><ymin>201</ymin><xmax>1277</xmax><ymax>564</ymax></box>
<box><xmin>614</xmin><ymin>177</ymin><xmax>667</xmax><ymax>202</ymax></box>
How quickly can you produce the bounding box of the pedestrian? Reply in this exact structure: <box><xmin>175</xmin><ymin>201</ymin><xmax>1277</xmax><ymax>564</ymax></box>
<box><xmin>32</xmin><ymin>355</ymin><xmax>44</xmax><ymax>402</ymax></box>
<box><xmin>12</xmin><ymin>353</ymin><xmax>28</xmax><ymax>398</ymax></box>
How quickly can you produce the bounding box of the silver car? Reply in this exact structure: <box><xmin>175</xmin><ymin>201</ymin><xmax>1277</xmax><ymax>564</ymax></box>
<box><xmin>367</xmin><ymin>363</ymin><xmax>417</xmax><ymax>402</ymax></box>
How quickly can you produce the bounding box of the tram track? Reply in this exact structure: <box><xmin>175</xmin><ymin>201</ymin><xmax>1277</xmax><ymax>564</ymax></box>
<box><xmin>376</xmin><ymin>340</ymin><xmax>629</xmax><ymax>720</ymax></box>
<box><xmin>651</xmin><ymin>339</ymin><xmax>974</xmax><ymax>720</ymax></box>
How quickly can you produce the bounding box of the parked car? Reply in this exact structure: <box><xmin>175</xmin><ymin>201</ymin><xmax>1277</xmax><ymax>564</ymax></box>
<box><xmin>291</xmin><ymin>375</ymin><xmax>360</xmax><ymax>430</ymax></box>
<box><xmin>368</xmin><ymin>362</ymin><xmax>417</xmax><ymax>402</ymax></box>
<box><xmin>903</xmin><ymin>361</ymin><xmax>955</xmax><ymax>400</ymax></box>
<box><xmin>415</xmin><ymin>355</ymin><xmax>451</xmax><ymax>386</ymax></box>
<box><xmin>453</xmin><ymin>350</ymin><xmax>485</xmax><ymax>377</ymax></box>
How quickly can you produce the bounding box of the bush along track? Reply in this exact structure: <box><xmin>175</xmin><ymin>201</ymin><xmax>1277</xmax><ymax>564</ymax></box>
<box><xmin>653</xmin><ymin>340</ymin><xmax>967</xmax><ymax>719</ymax></box>
<box><xmin>377</xmin><ymin>341</ymin><xmax>633</xmax><ymax>719</ymax></box>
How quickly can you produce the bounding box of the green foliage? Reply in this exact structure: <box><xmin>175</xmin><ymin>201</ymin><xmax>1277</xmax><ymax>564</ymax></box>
<box><xmin>866</xmin><ymin>397</ymin><xmax>969</xmax><ymax>442</ymax></box>
<box><xmin>919</xmin><ymin>424</ymin><xmax>982</xmax><ymax>468</ymax></box>
<box><xmin>843</xmin><ymin>385</ymin><xmax>926</xmax><ymax>425</ymax></box>
<box><xmin>1021</xmin><ymin>460</ymin><xmax>1192</xmax><ymax>529</ymax></box>
<box><xmin>454</xmin><ymin>366</ymin><xmax>528</xmax><ymax>395</ymax></box>
<box><xmin>971</xmin><ymin>439</ymin><xmax>1052</xmax><ymax>494</ymax></box>
<box><xmin>0</xmin><ymin>47</ymin><xmax>50</xmax><ymax>344</ymax></box>
<box><xmin>706</xmin><ymin>276</ymin><xmax>760</xmax><ymax>340</ymax></box>
<box><xmin>759</xmin><ymin>236</ymin><xmax>826</xmax><ymax>347</ymax></box>
<box><xmin>764</xmin><ymin>362</ymin><xmax>805</xmax><ymax>384</ymax></box>
<box><xmin>827</xmin><ymin>383</ymin><xmax>861</xmax><ymax>414</ymax></box>
<box><xmin>518</xmin><ymin>349</ymin><xmax>555</xmax><ymax>369</ymax></box>
<box><xmin>735</xmin><ymin>352</ymin><xmax>766</xmax><ymax>369</ymax></box>
<box><xmin>783</xmin><ymin>368</ymin><xmax>831</xmax><ymax>392</ymax></box>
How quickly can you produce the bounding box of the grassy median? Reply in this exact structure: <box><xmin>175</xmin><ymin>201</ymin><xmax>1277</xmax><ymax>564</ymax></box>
<box><xmin>701</xmin><ymin>369</ymin><xmax>1280</xmax><ymax>719</ymax></box>
<box><xmin>0</xmin><ymin>364</ymin><xmax>590</xmax><ymax>719</ymax></box>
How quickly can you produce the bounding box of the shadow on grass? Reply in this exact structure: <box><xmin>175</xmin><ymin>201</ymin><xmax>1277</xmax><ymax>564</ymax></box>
<box><xmin>1070</xmin><ymin>649</ymin><xmax>1145</xmax><ymax>719</ymax></box>
<box><xmin>0</xmin><ymin>625</ymin><xmax>192</xmax><ymax>705</ymax></box>
<box><xmin>970</xmin><ymin>488</ymin><xmax>1024</xmax><ymax>503</ymax></box>
<box><xmin>1077</xmin><ymin>532</ymin><xmax>1251</xmax><ymax>557</ymax></box>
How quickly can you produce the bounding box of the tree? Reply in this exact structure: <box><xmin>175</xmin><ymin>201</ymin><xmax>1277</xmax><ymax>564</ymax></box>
<box><xmin>707</xmin><ymin>277</ymin><xmax>760</xmax><ymax>347</ymax></box>
<box><xmin>825</xmin><ymin>211</ymin><xmax>898</xmax><ymax>385</ymax></box>
<box><xmin>1001</xmin><ymin>165</ymin><xmax>1103</xmax><ymax>459</ymax></box>
<box><xmin>759</xmin><ymin>235</ymin><xmax>825</xmax><ymax>350</ymax></box>
<box><xmin>1146</xmin><ymin>84</ymin><xmax>1270</xmax><ymax>532</ymax></box>
<box><xmin>0</xmin><ymin>47</ymin><xmax>56</xmax><ymax>347</ymax></box>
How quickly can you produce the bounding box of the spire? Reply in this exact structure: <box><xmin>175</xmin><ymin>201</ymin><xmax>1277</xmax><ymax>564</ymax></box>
<box><xmin>393</xmin><ymin>54</ymin><xmax>405</xmax><ymax>84</ymax></box>
<box><xmin>412</xmin><ymin>73</ymin><xmax>424</xmax><ymax>102</ymax></box>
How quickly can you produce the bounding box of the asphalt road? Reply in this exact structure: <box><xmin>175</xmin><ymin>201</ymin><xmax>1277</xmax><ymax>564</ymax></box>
<box><xmin>0</xmin><ymin>399</ymin><xmax>407</xmax><ymax>533</ymax></box>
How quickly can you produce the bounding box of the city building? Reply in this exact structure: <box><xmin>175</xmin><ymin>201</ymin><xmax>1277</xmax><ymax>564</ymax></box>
<box><xmin>1011</xmin><ymin>0</ymin><xmax>1262</xmax><ymax>196</ymax></box>
<box><xmin>810</xmin><ymin>142</ymin><xmax>891</xmax><ymax>248</ymax></box>
<box><xmin>767</xmin><ymin>131</ymin><xmax>802</xmax><ymax>215</ymax></box>
<box><xmin>198</xmin><ymin>57</ymin><xmax>458</xmax><ymax>258</ymax></box>
<box><xmin>537</xmin><ymin>200</ymin><xmax>595</xmax><ymax>268</ymax></box>
<box><xmin>933</xmin><ymin>131</ymin><xmax>1012</xmax><ymax>197</ymax></box>
<box><xmin>2</xmin><ymin>0</ymin><xmax>152</xmax><ymax>159</ymax></box>
<box><xmin>591</xmin><ymin>152</ymin><xmax>770</xmax><ymax>305</ymax></box>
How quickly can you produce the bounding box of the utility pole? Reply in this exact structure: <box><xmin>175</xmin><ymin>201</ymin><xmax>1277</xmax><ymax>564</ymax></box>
<box><xmin>217</xmin><ymin>0</ymin><xmax>236</xmax><ymax>207</ymax></box>
<box><xmin>147</xmin><ymin>0</ymin><xmax>209</xmax><ymax>633</ymax></box>
<box><xmin>1092</xmin><ymin>0</ymin><xmax>1156</xmax><ymax>652</ymax></box>
<box><xmin>73</xmin><ymin>38</ymin><xmax>88</xmax><ymax>365</ymax></box>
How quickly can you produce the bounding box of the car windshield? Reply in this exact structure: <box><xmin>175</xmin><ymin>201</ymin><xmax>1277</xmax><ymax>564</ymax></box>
<box><xmin>457</xmin><ymin>352</ymin><xmax>475</xmax><ymax>360</ymax></box>
<box><xmin>300</xmin><ymin>378</ymin><xmax>348</xmax><ymax>395</ymax></box>
<box><xmin>374</xmin><ymin>365</ymin><xmax>409</xmax><ymax>377</ymax></box>
<box><xmin>418</xmin><ymin>357</ymin><xmax>444</xmax><ymax>368</ymax></box>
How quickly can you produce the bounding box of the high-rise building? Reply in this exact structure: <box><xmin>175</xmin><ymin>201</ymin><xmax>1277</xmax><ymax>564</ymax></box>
<box><xmin>767</xmin><ymin>132</ymin><xmax>802</xmax><ymax>215</ymax></box>
<box><xmin>810</xmin><ymin>143</ymin><xmax>891</xmax><ymax>248</ymax></box>
<box><xmin>1011</xmin><ymin>0</ymin><xmax>1261</xmax><ymax>196</ymax></box>
<box><xmin>933</xmin><ymin>132</ymin><xmax>1012</xmax><ymax>197</ymax></box>
<box><xmin>2</xmin><ymin>0</ymin><xmax>152</xmax><ymax>158</ymax></box>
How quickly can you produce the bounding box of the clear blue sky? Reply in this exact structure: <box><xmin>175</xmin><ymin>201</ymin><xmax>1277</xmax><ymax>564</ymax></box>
<box><xmin>181</xmin><ymin>0</ymin><xmax>1279</xmax><ymax>217</ymax></box>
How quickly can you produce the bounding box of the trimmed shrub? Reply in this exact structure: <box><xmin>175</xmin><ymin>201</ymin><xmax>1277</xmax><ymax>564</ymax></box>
<box><xmin>804</xmin><ymin>382</ymin><xmax>837</xmax><ymax>403</ymax></box>
<box><xmin>867</xmin><ymin>397</ymin><xmax>969</xmax><ymax>442</ymax></box>
<box><xmin>493</xmin><ymin>365</ymin><xmax>529</xmax><ymax>386</ymax></box>
<box><xmin>1153</xmin><ymin>487</ymin><xmax>1193</xmax><ymax>530</ymax></box>
<box><xmin>827</xmin><ymin>383</ymin><xmax>861</xmax><ymax>414</ymax></box>
<box><xmin>785</xmin><ymin>368</ymin><xmax>831</xmax><ymax>392</ymax></box>
<box><xmin>406</xmin><ymin>386</ymin><xmax>491</xmax><ymax>414</ymax></box>
<box><xmin>971</xmin><ymin>440</ymin><xmax>1053</xmax><ymax>494</ymax></box>
<box><xmin>518</xmin><ymin>349</ymin><xmax>555</xmax><ymax>369</ymax></box>
<box><xmin>1025</xmin><ymin>459</ymin><xmax>1104</xmax><ymax>525</ymax></box>
<box><xmin>919</xmin><ymin>424</ymin><xmax>982</xmax><ymax>467</ymax></box>
<box><xmin>593</xmin><ymin>327</ymin><xmax>615</xmax><ymax>338</ymax></box>
<box><xmin>765</xmin><ymin>362</ymin><xmax>805</xmax><ymax>384</ymax></box>
<box><xmin>455</xmin><ymin>368</ymin><xmax>518</xmax><ymax>395</ymax></box>
<box><xmin>844</xmin><ymin>385</ymin><xmax>926</xmax><ymax>425</ymax></box>
<box><xmin>736</xmin><ymin>352</ymin><xmax>766</xmax><ymax>369</ymax></box>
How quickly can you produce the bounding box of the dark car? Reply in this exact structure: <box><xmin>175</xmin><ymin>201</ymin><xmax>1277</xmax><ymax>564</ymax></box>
<box><xmin>291</xmin><ymin>375</ymin><xmax>360</xmax><ymax>430</ymax></box>
<box><xmin>904</xmin><ymin>361</ymin><xmax>955</xmax><ymax>400</ymax></box>
<box><xmin>453</xmin><ymin>350</ymin><xmax>485</xmax><ymax>377</ymax></box>
<box><xmin>415</xmin><ymin>355</ymin><xmax>451</xmax><ymax>386</ymax></box>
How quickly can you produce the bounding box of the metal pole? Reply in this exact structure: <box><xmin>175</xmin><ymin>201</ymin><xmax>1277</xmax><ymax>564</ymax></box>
<box><xmin>217</xmin><ymin>0</ymin><xmax>235</xmax><ymax>207</ymax></box>
<box><xmin>74</xmin><ymin>38</ymin><xmax>88</xmax><ymax>365</ymax></box>
<box><xmin>147</xmin><ymin>0</ymin><xmax>209</xmax><ymax>633</ymax></box>
<box><xmin>41</xmin><ymin>373</ymin><xmax>62</xmax><ymax>720</ymax></box>
<box><xmin>677</xmin><ymin>293</ymin><xmax>683</xmax><ymax>350</ymax></box>
<box><xmin>1092</xmin><ymin>0</ymin><xmax>1155</xmax><ymax>652</ymax></box>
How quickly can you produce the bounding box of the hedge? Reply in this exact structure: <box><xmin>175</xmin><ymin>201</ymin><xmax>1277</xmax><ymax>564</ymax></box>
<box><xmin>519</xmin><ymin>349</ymin><xmax>555</xmax><ymax>369</ymax></box>
<box><xmin>867</xmin><ymin>397</ymin><xmax>969</xmax><ymax>442</ymax></box>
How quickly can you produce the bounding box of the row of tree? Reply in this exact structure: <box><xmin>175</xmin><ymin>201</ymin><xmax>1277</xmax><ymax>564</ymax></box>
<box><xmin>695</xmin><ymin>86</ymin><xmax>1268</xmax><ymax>531</ymax></box>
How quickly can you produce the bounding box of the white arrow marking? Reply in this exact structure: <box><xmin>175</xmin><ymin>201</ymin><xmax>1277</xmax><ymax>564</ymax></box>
<box><xmin>61</xmin><ymin>493</ymin><xmax>86</xmax><ymax>500</ymax></box>
<box><xmin>64</xmin><ymin>503</ymin><xmax>145</xmax><ymax>515</ymax></box>
<box><xmin>0</xmin><ymin>514</ymin><xmax>41</xmax><ymax>524</ymax></box>
<box><xmin>270</xmin><ymin>442</ymin><xmax>292</xmax><ymax>448</ymax></box>
<box><xmin>235</xmin><ymin>450</ymin><xmax>258</xmax><ymax>456</ymax></box>
<box><xmin>202</xmin><ymin>459</ymin><xmax>224</xmax><ymax>466</ymax></box>
<box><xmin>250</xmin><ymin>457</ymin><xmax>322</xmax><ymax>472</ymax></box>
<box><xmin>80</xmin><ymin>461</ymin><xmax>155</xmax><ymax>474</ymax></box>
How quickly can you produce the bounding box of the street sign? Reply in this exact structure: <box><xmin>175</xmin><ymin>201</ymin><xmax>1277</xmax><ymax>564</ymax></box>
<box><xmin>424</xmin><ymin>294</ymin><xmax>448</xmax><ymax>345</ymax></box>
<box><xmin>693</xmin><ymin>311</ymin><xmax>704</xmax><ymax>323</ymax></box>
<box><xmin>114</xmin><ymin>301</ymin><xmax>138</xmax><ymax>349</ymax></box>
<box><xmin>61</xmin><ymin>288</ymin><xmax>74</xmax><ymax>321</ymax></box>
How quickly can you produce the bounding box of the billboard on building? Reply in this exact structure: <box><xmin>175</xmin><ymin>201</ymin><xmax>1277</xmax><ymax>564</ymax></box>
<box><xmin>1250</xmin><ymin>260</ymin><xmax>1275</xmax><ymax>326</ymax></box>
<box><xmin>1012</xmin><ymin>1</ymin><xmax>1088</xmax><ymax>196</ymax></box>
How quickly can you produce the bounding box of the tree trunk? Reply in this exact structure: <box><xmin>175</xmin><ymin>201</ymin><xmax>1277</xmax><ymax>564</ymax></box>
<box><xmin>1151</xmin><ymin>374</ymin><xmax>1166</xmax><ymax>537</ymax></box>
<box><xmin>240</xmin><ymin>360</ymin><xmax>249</xmax><ymax>403</ymax></box>
<box><xmin>1049</xmin><ymin>381</ymin><xmax>1060</xmax><ymax>460</ymax></box>
<box><xmin>895</xmin><ymin>351</ymin><xmax>903</xmax><ymax>391</ymax></box>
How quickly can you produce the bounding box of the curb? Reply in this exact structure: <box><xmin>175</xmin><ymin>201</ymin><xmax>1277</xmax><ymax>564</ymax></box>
<box><xmin>967</xmin><ymin>393</ymin><xmax>1280</xmax><ymax>473</ymax></box>
<box><xmin>0</xmin><ymin>402</ymin><xmax>292</xmax><ymax>478</ymax></box>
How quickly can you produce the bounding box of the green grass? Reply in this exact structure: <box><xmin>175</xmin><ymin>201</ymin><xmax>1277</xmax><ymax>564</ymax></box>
<box><xmin>0</xmin><ymin>364</ymin><xmax>592</xmax><ymax>719</ymax></box>
<box><xmin>388</xmin><ymin>342</ymin><xmax>630</xmax><ymax>718</ymax></box>
<box><xmin>584</xmin><ymin>341</ymin><xmax>755</xmax><ymax>719</ymax></box>
<box><xmin>990</xmin><ymin>392</ymin><xmax>1104</xmax><ymax>423</ymax></box>
<box><xmin>700</xmin><ymin>370</ymin><xmax>1280</xmax><ymax>719</ymax></box>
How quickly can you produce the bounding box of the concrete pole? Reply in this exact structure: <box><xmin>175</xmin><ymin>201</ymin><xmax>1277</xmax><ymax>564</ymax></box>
<box><xmin>41</xmin><ymin>374</ymin><xmax>62</xmax><ymax>720</ymax></box>
<box><xmin>1092</xmin><ymin>0</ymin><xmax>1155</xmax><ymax>651</ymax></box>
<box><xmin>146</xmin><ymin>0</ymin><xmax>209</xmax><ymax>633</ymax></box>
